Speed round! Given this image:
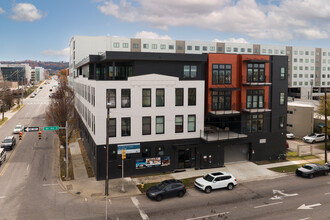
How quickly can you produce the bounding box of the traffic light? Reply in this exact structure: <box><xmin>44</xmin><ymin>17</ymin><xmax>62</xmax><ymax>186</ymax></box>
<box><xmin>38</xmin><ymin>131</ymin><xmax>42</xmax><ymax>139</ymax></box>
<box><xmin>19</xmin><ymin>132</ymin><xmax>22</xmax><ymax>140</ymax></box>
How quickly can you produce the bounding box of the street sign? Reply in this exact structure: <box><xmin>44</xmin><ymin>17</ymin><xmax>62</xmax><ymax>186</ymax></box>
<box><xmin>24</xmin><ymin>127</ymin><xmax>39</xmax><ymax>132</ymax></box>
<box><xmin>44</xmin><ymin>126</ymin><xmax>59</xmax><ymax>131</ymax></box>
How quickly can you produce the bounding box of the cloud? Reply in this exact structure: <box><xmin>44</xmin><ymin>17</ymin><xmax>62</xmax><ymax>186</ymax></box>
<box><xmin>97</xmin><ymin>0</ymin><xmax>330</xmax><ymax>41</ymax></box>
<box><xmin>0</xmin><ymin>8</ymin><xmax>5</xmax><ymax>14</ymax></box>
<box><xmin>10</xmin><ymin>3</ymin><xmax>43</xmax><ymax>22</ymax></box>
<box><xmin>213</xmin><ymin>38</ymin><xmax>249</xmax><ymax>44</ymax></box>
<box><xmin>135</xmin><ymin>31</ymin><xmax>171</xmax><ymax>40</ymax></box>
<box><xmin>41</xmin><ymin>48</ymin><xmax>70</xmax><ymax>57</ymax></box>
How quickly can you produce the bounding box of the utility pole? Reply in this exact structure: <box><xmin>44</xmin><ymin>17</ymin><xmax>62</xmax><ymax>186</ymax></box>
<box><xmin>105</xmin><ymin>106</ymin><xmax>110</xmax><ymax>196</ymax></box>
<box><xmin>325</xmin><ymin>89</ymin><xmax>328</xmax><ymax>163</ymax></box>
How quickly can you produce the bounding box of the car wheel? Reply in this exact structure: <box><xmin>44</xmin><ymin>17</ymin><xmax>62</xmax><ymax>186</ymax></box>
<box><xmin>227</xmin><ymin>183</ymin><xmax>234</xmax><ymax>190</ymax></box>
<box><xmin>309</xmin><ymin>174</ymin><xmax>314</xmax><ymax>179</ymax></box>
<box><xmin>312</xmin><ymin>140</ymin><xmax>316</xmax><ymax>144</ymax></box>
<box><xmin>178</xmin><ymin>191</ymin><xmax>185</xmax><ymax>198</ymax></box>
<box><xmin>205</xmin><ymin>186</ymin><xmax>212</xmax><ymax>193</ymax></box>
<box><xmin>156</xmin><ymin>195</ymin><xmax>163</xmax><ymax>202</ymax></box>
<box><xmin>325</xmin><ymin>171</ymin><xmax>329</xmax><ymax>176</ymax></box>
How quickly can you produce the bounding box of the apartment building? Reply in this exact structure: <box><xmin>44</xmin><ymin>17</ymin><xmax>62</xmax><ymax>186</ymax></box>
<box><xmin>70</xmin><ymin>36</ymin><xmax>288</xmax><ymax>179</ymax></box>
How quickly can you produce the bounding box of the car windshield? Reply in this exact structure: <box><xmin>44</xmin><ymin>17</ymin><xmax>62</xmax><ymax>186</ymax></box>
<box><xmin>203</xmin><ymin>174</ymin><xmax>214</xmax><ymax>182</ymax></box>
<box><xmin>156</xmin><ymin>182</ymin><xmax>168</xmax><ymax>190</ymax></box>
<box><xmin>308</xmin><ymin>133</ymin><xmax>316</xmax><ymax>137</ymax></box>
<box><xmin>302</xmin><ymin>165</ymin><xmax>313</xmax><ymax>170</ymax></box>
<box><xmin>3</xmin><ymin>139</ymin><xmax>11</xmax><ymax>143</ymax></box>
<box><xmin>15</xmin><ymin>125</ymin><xmax>22</xmax><ymax>129</ymax></box>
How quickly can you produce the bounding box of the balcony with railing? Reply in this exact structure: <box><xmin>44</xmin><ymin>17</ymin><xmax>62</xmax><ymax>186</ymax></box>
<box><xmin>242</xmin><ymin>101</ymin><xmax>271</xmax><ymax>113</ymax></box>
<box><xmin>209</xmin><ymin>103</ymin><xmax>241</xmax><ymax>116</ymax></box>
<box><xmin>200</xmin><ymin>126</ymin><xmax>248</xmax><ymax>142</ymax></box>
<box><xmin>241</xmin><ymin>74</ymin><xmax>271</xmax><ymax>86</ymax></box>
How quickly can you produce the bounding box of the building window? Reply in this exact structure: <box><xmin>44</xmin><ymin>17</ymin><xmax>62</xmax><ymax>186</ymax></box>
<box><xmin>183</xmin><ymin>65</ymin><xmax>197</xmax><ymax>78</ymax></box>
<box><xmin>226</xmin><ymin>47</ymin><xmax>231</xmax><ymax>52</ymax></box>
<box><xmin>156</xmin><ymin>89</ymin><xmax>165</xmax><ymax>107</ymax></box>
<box><xmin>247</xmin><ymin>48</ymin><xmax>252</xmax><ymax>53</ymax></box>
<box><xmin>156</xmin><ymin>116</ymin><xmax>164</xmax><ymax>134</ymax></box>
<box><xmin>175</xmin><ymin>115</ymin><xmax>183</xmax><ymax>133</ymax></box>
<box><xmin>211</xmin><ymin>90</ymin><xmax>231</xmax><ymax>110</ymax></box>
<box><xmin>233</xmin><ymin>48</ymin><xmax>238</xmax><ymax>52</ymax></box>
<box><xmin>203</xmin><ymin>46</ymin><xmax>207</xmax><ymax>51</ymax></box>
<box><xmin>142</xmin><ymin>116</ymin><xmax>151</xmax><ymax>135</ymax></box>
<box><xmin>279</xmin><ymin>116</ymin><xmax>285</xmax><ymax>128</ymax></box>
<box><xmin>142</xmin><ymin>147</ymin><xmax>151</xmax><ymax>157</ymax></box>
<box><xmin>247</xmin><ymin>114</ymin><xmax>263</xmax><ymax>133</ymax></box>
<box><xmin>106</xmin><ymin>89</ymin><xmax>116</xmax><ymax>108</ymax></box>
<box><xmin>121</xmin><ymin>117</ymin><xmax>131</xmax><ymax>136</ymax></box>
<box><xmin>218</xmin><ymin>47</ymin><xmax>223</xmax><ymax>52</ymax></box>
<box><xmin>210</xmin><ymin>46</ymin><xmax>215</xmax><ymax>51</ymax></box>
<box><xmin>280</xmin><ymin>67</ymin><xmax>286</xmax><ymax>79</ymax></box>
<box><xmin>247</xmin><ymin>63</ymin><xmax>265</xmax><ymax>82</ymax></box>
<box><xmin>188</xmin><ymin>88</ymin><xmax>196</xmax><ymax>106</ymax></box>
<box><xmin>280</xmin><ymin>92</ymin><xmax>285</xmax><ymax>105</ymax></box>
<box><xmin>241</xmin><ymin>48</ymin><xmax>245</xmax><ymax>53</ymax></box>
<box><xmin>133</xmin><ymin>43</ymin><xmax>139</xmax><ymax>48</ymax></box>
<box><xmin>113</xmin><ymin>42</ymin><xmax>120</xmax><ymax>48</ymax></box>
<box><xmin>187</xmin><ymin>45</ymin><xmax>192</xmax><ymax>50</ymax></box>
<box><xmin>195</xmin><ymin>46</ymin><xmax>200</xmax><ymax>51</ymax></box>
<box><xmin>247</xmin><ymin>90</ymin><xmax>264</xmax><ymax>109</ymax></box>
<box><xmin>212</xmin><ymin>64</ymin><xmax>232</xmax><ymax>84</ymax></box>
<box><xmin>188</xmin><ymin>115</ymin><xmax>196</xmax><ymax>132</ymax></box>
<box><xmin>152</xmin><ymin>44</ymin><xmax>157</xmax><ymax>49</ymax></box>
<box><xmin>160</xmin><ymin>44</ymin><xmax>166</xmax><ymax>49</ymax></box>
<box><xmin>123</xmin><ymin>43</ymin><xmax>129</xmax><ymax>48</ymax></box>
<box><xmin>156</xmin><ymin>146</ymin><xmax>164</xmax><ymax>156</ymax></box>
<box><xmin>169</xmin><ymin>45</ymin><xmax>174</xmax><ymax>50</ymax></box>
<box><xmin>109</xmin><ymin>118</ymin><xmax>116</xmax><ymax>137</ymax></box>
<box><xmin>121</xmin><ymin>89</ymin><xmax>130</xmax><ymax>108</ymax></box>
<box><xmin>143</xmin><ymin>44</ymin><xmax>149</xmax><ymax>49</ymax></box>
<box><xmin>175</xmin><ymin>88</ymin><xmax>184</xmax><ymax>106</ymax></box>
<box><xmin>142</xmin><ymin>89</ymin><xmax>151</xmax><ymax>107</ymax></box>
<box><xmin>177</xmin><ymin>45</ymin><xmax>183</xmax><ymax>50</ymax></box>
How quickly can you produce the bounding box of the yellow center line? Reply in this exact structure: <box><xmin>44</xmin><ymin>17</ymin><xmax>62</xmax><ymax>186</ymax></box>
<box><xmin>0</xmin><ymin>133</ymin><xmax>25</xmax><ymax>176</ymax></box>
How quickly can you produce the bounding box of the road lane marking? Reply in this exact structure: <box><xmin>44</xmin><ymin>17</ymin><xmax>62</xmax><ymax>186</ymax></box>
<box><xmin>131</xmin><ymin>197</ymin><xmax>149</xmax><ymax>220</ymax></box>
<box><xmin>109</xmin><ymin>199</ymin><xmax>112</xmax><ymax>204</ymax></box>
<box><xmin>0</xmin><ymin>196</ymin><xmax>6</xmax><ymax>199</ymax></box>
<box><xmin>42</xmin><ymin>183</ymin><xmax>58</xmax><ymax>186</ymax></box>
<box><xmin>254</xmin><ymin>202</ymin><xmax>283</xmax><ymax>209</ymax></box>
<box><xmin>186</xmin><ymin>212</ymin><xmax>230</xmax><ymax>220</ymax></box>
<box><xmin>299</xmin><ymin>218</ymin><xmax>311</xmax><ymax>220</ymax></box>
<box><xmin>325</xmin><ymin>192</ymin><xmax>330</xmax><ymax>195</ymax></box>
<box><xmin>26</xmin><ymin>164</ymin><xmax>29</xmax><ymax>171</ymax></box>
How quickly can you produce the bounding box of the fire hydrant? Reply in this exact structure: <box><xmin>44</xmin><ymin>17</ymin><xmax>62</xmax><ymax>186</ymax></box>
<box><xmin>141</xmin><ymin>182</ymin><xmax>144</xmax><ymax>189</ymax></box>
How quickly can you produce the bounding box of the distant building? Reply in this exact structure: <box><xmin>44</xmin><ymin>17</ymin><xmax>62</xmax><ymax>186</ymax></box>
<box><xmin>0</xmin><ymin>63</ymin><xmax>31</xmax><ymax>88</ymax></box>
<box><xmin>35</xmin><ymin>67</ymin><xmax>45</xmax><ymax>82</ymax></box>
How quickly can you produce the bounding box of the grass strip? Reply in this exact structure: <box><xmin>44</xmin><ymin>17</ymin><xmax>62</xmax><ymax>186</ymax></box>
<box><xmin>78</xmin><ymin>139</ymin><xmax>95</xmax><ymax>178</ymax></box>
<box><xmin>0</xmin><ymin>117</ymin><xmax>8</xmax><ymax>126</ymax></box>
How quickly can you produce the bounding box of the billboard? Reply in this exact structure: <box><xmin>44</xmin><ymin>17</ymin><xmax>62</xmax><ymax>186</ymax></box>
<box><xmin>136</xmin><ymin>156</ymin><xmax>170</xmax><ymax>169</ymax></box>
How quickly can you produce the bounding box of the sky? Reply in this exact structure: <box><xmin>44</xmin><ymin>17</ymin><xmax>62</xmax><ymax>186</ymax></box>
<box><xmin>1</xmin><ymin>0</ymin><xmax>330</xmax><ymax>62</ymax></box>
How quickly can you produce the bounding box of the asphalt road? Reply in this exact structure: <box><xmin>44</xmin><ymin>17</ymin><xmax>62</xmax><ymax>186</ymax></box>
<box><xmin>0</xmin><ymin>80</ymin><xmax>106</xmax><ymax>219</ymax></box>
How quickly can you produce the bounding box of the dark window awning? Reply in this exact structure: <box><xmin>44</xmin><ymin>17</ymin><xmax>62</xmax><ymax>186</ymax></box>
<box><xmin>210</xmin><ymin>87</ymin><xmax>240</xmax><ymax>91</ymax></box>
<box><xmin>243</xmin><ymin>59</ymin><xmax>270</xmax><ymax>63</ymax></box>
<box><xmin>317</xmin><ymin>123</ymin><xmax>326</xmax><ymax>128</ymax></box>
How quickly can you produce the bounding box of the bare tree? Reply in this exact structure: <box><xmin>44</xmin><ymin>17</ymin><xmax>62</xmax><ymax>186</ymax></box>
<box><xmin>46</xmin><ymin>74</ymin><xmax>75</xmax><ymax>147</ymax></box>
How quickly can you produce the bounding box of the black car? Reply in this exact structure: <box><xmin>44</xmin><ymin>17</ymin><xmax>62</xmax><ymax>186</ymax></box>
<box><xmin>296</xmin><ymin>163</ymin><xmax>329</xmax><ymax>178</ymax></box>
<box><xmin>146</xmin><ymin>179</ymin><xmax>186</xmax><ymax>201</ymax></box>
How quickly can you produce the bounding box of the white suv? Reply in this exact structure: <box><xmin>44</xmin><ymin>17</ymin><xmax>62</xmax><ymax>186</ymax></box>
<box><xmin>194</xmin><ymin>172</ymin><xmax>237</xmax><ymax>193</ymax></box>
<box><xmin>303</xmin><ymin>133</ymin><xmax>326</xmax><ymax>143</ymax></box>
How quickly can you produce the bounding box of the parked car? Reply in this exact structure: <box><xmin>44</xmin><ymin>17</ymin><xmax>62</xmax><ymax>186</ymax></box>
<box><xmin>30</xmin><ymin>94</ymin><xmax>35</xmax><ymax>98</ymax></box>
<box><xmin>146</xmin><ymin>179</ymin><xmax>186</xmax><ymax>201</ymax></box>
<box><xmin>13</xmin><ymin>124</ymin><xmax>23</xmax><ymax>134</ymax></box>
<box><xmin>0</xmin><ymin>148</ymin><xmax>6</xmax><ymax>166</ymax></box>
<box><xmin>296</xmin><ymin>163</ymin><xmax>329</xmax><ymax>178</ymax></box>
<box><xmin>194</xmin><ymin>171</ymin><xmax>237</xmax><ymax>193</ymax></box>
<box><xmin>1</xmin><ymin>136</ymin><xmax>16</xmax><ymax>151</ymax></box>
<box><xmin>286</xmin><ymin>131</ymin><xmax>295</xmax><ymax>139</ymax></box>
<box><xmin>302</xmin><ymin>133</ymin><xmax>326</xmax><ymax>143</ymax></box>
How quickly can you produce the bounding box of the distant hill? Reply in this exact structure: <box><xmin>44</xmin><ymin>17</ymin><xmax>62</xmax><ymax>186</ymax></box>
<box><xmin>1</xmin><ymin>60</ymin><xmax>69</xmax><ymax>74</ymax></box>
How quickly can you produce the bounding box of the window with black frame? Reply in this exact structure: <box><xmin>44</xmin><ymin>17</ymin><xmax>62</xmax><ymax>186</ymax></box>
<box><xmin>212</xmin><ymin>64</ymin><xmax>232</xmax><ymax>84</ymax></box>
<box><xmin>142</xmin><ymin>89</ymin><xmax>151</xmax><ymax>107</ymax></box>
<box><xmin>109</xmin><ymin>118</ymin><xmax>116</xmax><ymax>137</ymax></box>
<box><xmin>121</xmin><ymin>117</ymin><xmax>131</xmax><ymax>136</ymax></box>
<box><xmin>156</xmin><ymin>89</ymin><xmax>165</xmax><ymax>107</ymax></box>
<box><xmin>142</xmin><ymin>116</ymin><xmax>151</xmax><ymax>135</ymax></box>
<box><xmin>175</xmin><ymin>115</ymin><xmax>183</xmax><ymax>133</ymax></box>
<box><xmin>246</xmin><ymin>114</ymin><xmax>264</xmax><ymax>133</ymax></box>
<box><xmin>246</xmin><ymin>90</ymin><xmax>264</xmax><ymax>109</ymax></box>
<box><xmin>183</xmin><ymin>65</ymin><xmax>197</xmax><ymax>78</ymax></box>
<box><xmin>247</xmin><ymin>63</ymin><xmax>265</xmax><ymax>82</ymax></box>
<box><xmin>211</xmin><ymin>90</ymin><xmax>231</xmax><ymax>110</ymax></box>
<box><xmin>175</xmin><ymin>88</ymin><xmax>184</xmax><ymax>106</ymax></box>
<box><xmin>121</xmin><ymin>89</ymin><xmax>130</xmax><ymax>108</ymax></box>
